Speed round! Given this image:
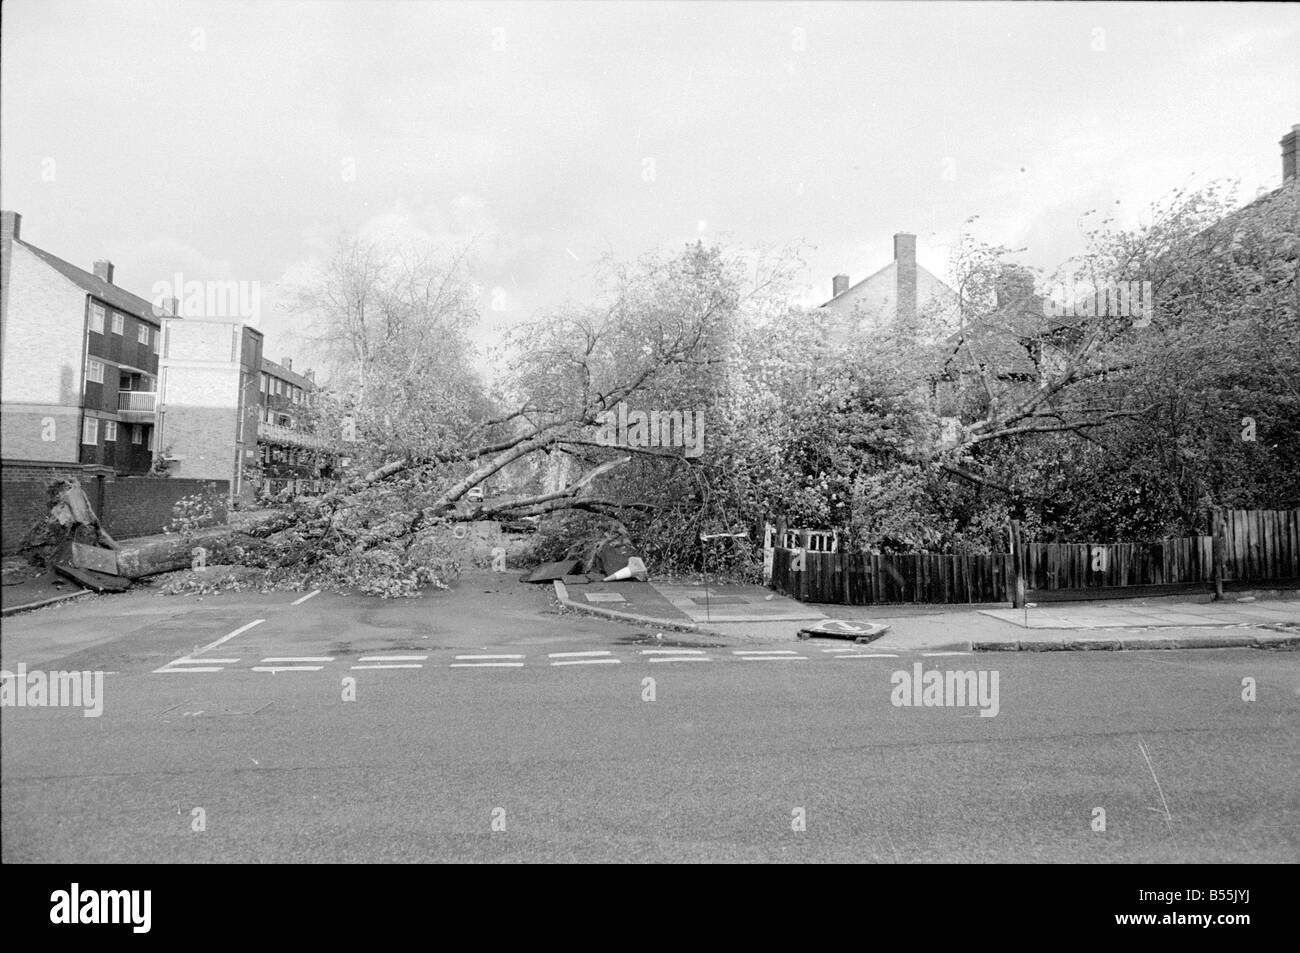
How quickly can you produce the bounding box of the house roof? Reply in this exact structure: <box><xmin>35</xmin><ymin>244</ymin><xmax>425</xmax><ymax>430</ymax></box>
<box><xmin>15</xmin><ymin>239</ymin><xmax>160</xmax><ymax>324</ymax></box>
<box><xmin>262</xmin><ymin>357</ymin><xmax>314</xmax><ymax>389</ymax></box>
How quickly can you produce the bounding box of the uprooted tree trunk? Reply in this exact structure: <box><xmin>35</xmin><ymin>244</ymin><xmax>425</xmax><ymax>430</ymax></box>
<box><xmin>22</xmin><ymin>479</ymin><xmax>120</xmax><ymax>562</ymax></box>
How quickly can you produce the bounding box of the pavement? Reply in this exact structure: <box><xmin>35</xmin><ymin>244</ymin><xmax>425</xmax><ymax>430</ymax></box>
<box><xmin>1</xmin><ymin>569</ymin><xmax>91</xmax><ymax>616</ymax></box>
<box><xmin>2</xmin><ymin>570</ymin><xmax>1298</xmax><ymax>862</ymax></box>
<box><xmin>549</xmin><ymin>576</ymin><xmax>1300</xmax><ymax>653</ymax></box>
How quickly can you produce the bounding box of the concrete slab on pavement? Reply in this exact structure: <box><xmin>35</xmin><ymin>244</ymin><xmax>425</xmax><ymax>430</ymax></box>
<box><xmin>649</xmin><ymin>581</ymin><xmax>826</xmax><ymax>624</ymax></box>
<box><xmin>980</xmin><ymin>598</ymin><xmax>1300</xmax><ymax>630</ymax></box>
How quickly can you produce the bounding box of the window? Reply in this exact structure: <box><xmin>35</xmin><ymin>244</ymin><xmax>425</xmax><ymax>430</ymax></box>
<box><xmin>86</xmin><ymin>359</ymin><xmax>105</xmax><ymax>384</ymax></box>
<box><xmin>137</xmin><ymin>323</ymin><xmax>150</xmax><ymax>344</ymax></box>
<box><xmin>111</xmin><ymin>312</ymin><xmax>124</xmax><ymax>335</ymax></box>
<box><xmin>266</xmin><ymin>409</ymin><xmax>275</xmax><ymax>424</ymax></box>
<box><xmin>153</xmin><ymin>328</ymin><xmax>161</xmax><ymax>354</ymax></box>
<box><xmin>105</xmin><ymin>421</ymin><xmax>118</xmax><ymax>441</ymax></box>
<box><xmin>275</xmin><ymin>379</ymin><xmax>282</xmax><ymax>395</ymax></box>
<box><xmin>82</xmin><ymin>418</ymin><xmax>98</xmax><ymax>444</ymax></box>
<box><xmin>131</xmin><ymin>424</ymin><xmax>142</xmax><ymax>445</ymax></box>
<box><xmin>90</xmin><ymin>303</ymin><xmax>106</xmax><ymax>334</ymax></box>
<box><xmin>260</xmin><ymin>373</ymin><xmax>268</xmax><ymax>393</ymax></box>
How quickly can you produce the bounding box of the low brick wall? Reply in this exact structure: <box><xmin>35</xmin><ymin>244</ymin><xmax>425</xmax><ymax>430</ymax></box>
<box><xmin>100</xmin><ymin>477</ymin><xmax>228</xmax><ymax>540</ymax></box>
<box><xmin>1</xmin><ymin>461</ymin><xmax>90</xmax><ymax>554</ymax></box>
<box><xmin>1</xmin><ymin>462</ymin><xmax>228</xmax><ymax>553</ymax></box>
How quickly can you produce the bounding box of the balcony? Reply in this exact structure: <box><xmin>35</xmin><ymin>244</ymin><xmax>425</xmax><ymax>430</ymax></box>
<box><xmin>258</xmin><ymin>421</ymin><xmax>335</xmax><ymax>451</ymax></box>
<box><xmin>117</xmin><ymin>390</ymin><xmax>157</xmax><ymax>421</ymax></box>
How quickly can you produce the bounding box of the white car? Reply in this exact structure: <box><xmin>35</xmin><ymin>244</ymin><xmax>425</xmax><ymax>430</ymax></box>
<box><xmin>467</xmin><ymin>486</ymin><xmax>485</xmax><ymax>503</ymax></box>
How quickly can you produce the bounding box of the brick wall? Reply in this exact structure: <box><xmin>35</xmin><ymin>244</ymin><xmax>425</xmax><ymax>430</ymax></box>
<box><xmin>2</xmin><ymin>462</ymin><xmax>228</xmax><ymax>553</ymax></box>
<box><xmin>100</xmin><ymin>476</ymin><xmax>229</xmax><ymax>540</ymax></box>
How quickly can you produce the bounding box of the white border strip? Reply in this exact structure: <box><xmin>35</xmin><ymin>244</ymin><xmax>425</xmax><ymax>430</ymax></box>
<box><xmin>291</xmin><ymin>589</ymin><xmax>321</xmax><ymax>605</ymax></box>
<box><xmin>194</xmin><ymin>619</ymin><xmax>264</xmax><ymax>655</ymax></box>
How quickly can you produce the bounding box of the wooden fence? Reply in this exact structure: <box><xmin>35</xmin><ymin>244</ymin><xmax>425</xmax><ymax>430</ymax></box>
<box><xmin>769</xmin><ymin>508</ymin><xmax>1300</xmax><ymax>606</ymax></box>
<box><xmin>770</xmin><ymin>547</ymin><xmax>1012</xmax><ymax>605</ymax></box>
<box><xmin>1219</xmin><ymin>508</ymin><xmax>1300</xmax><ymax>584</ymax></box>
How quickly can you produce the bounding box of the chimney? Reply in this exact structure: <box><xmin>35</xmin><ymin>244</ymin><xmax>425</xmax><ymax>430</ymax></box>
<box><xmin>281</xmin><ymin>356</ymin><xmax>293</xmax><ymax>371</ymax></box>
<box><xmin>93</xmin><ymin>259</ymin><xmax>114</xmax><ymax>284</ymax></box>
<box><xmin>165</xmin><ymin>296</ymin><xmax>180</xmax><ymax>317</ymax></box>
<box><xmin>1282</xmin><ymin>124</ymin><xmax>1299</xmax><ymax>183</ymax></box>
<box><xmin>894</xmin><ymin>232</ymin><xmax>917</xmax><ymax>325</ymax></box>
<box><xmin>832</xmin><ymin>274</ymin><xmax>849</xmax><ymax>298</ymax></box>
<box><xmin>1</xmin><ymin>212</ymin><xmax>19</xmax><ymax>326</ymax></box>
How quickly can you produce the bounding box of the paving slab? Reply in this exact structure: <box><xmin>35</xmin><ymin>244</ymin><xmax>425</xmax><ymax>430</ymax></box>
<box><xmin>980</xmin><ymin>599</ymin><xmax>1300</xmax><ymax>630</ymax></box>
<box><xmin>649</xmin><ymin>581</ymin><xmax>826</xmax><ymax>624</ymax></box>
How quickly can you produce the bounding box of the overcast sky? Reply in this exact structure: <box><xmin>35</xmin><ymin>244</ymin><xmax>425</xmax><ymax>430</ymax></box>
<box><xmin>3</xmin><ymin>0</ymin><xmax>1297</xmax><ymax>372</ymax></box>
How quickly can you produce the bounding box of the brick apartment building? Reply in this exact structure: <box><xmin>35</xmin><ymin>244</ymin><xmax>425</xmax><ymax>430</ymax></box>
<box><xmin>156</xmin><ymin>314</ymin><xmax>338</xmax><ymax>502</ymax></box>
<box><xmin>0</xmin><ymin>210</ymin><xmax>228</xmax><ymax>552</ymax></box>
<box><xmin>1</xmin><ymin>210</ymin><xmax>162</xmax><ymax>474</ymax></box>
<box><xmin>257</xmin><ymin>357</ymin><xmax>337</xmax><ymax>497</ymax></box>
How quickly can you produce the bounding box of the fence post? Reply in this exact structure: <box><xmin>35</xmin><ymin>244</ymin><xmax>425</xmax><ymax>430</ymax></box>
<box><xmin>1009</xmin><ymin>520</ymin><xmax>1026</xmax><ymax>609</ymax></box>
<box><xmin>1212</xmin><ymin>507</ymin><xmax>1226</xmax><ymax>601</ymax></box>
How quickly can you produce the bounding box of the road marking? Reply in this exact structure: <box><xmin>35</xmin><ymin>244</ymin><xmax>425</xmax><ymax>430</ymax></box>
<box><xmin>640</xmin><ymin>648</ymin><xmax>705</xmax><ymax>655</ymax></box>
<box><xmin>292</xmin><ymin>589</ymin><xmax>321</xmax><ymax>605</ymax></box>
<box><xmin>194</xmin><ymin>619</ymin><xmax>264</xmax><ymax>655</ymax></box>
<box><xmin>358</xmin><ymin>655</ymin><xmax>429</xmax><ymax>662</ymax></box>
<box><xmin>1137</xmin><ymin>739</ymin><xmax>1175</xmax><ymax>828</ymax></box>
<box><xmin>821</xmin><ymin>647</ymin><xmax>857</xmax><ymax>653</ymax></box>
<box><xmin>351</xmin><ymin>663</ymin><xmax>423</xmax><ymax>670</ymax></box>
<box><xmin>252</xmin><ymin>665</ymin><xmax>324</xmax><ymax>673</ymax></box>
<box><xmin>170</xmin><ymin>657</ymin><xmax>241</xmax><ymax>664</ymax></box>
<box><xmin>733</xmin><ymin>649</ymin><xmax>800</xmax><ymax>655</ymax></box>
<box><xmin>152</xmin><ymin>665</ymin><xmax>224</xmax><ymax>673</ymax></box>
<box><xmin>551</xmin><ymin>658</ymin><xmax>621</xmax><ymax>666</ymax></box>
<box><xmin>260</xmin><ymin>656</ymin><xmax>334</xmax><ymax>663</ymax></box>
<box><xmin>741</xmin><ymin>655</ymin><xmax>807</xmax><ymax>661</ymax></box>
<box><xmin>648</xmin><ymin>656</ymin><xmax>712</xmax><ymax>663</ymax></box>
<box><xmin>922</xmin><ymin>651</ymin><xmax>972</xmax><ymax>657</ymax></box>
<box><xmin>450</xmin><ymin>662</ymin><xmax>525</xmax><ymax>668</ymax></box>
<box><xmin>548</xmin><ymin>651</ymin><xmax>611</xmax><ymax>658</ymax></box>
<box><xmin>454</xmin><ymin>654</ymin><xmax>524</xmax><ymax>660</ymax></box>
<box><xmin>834</xmin><ymin>653</ymin><xmax>899</xmax><ymax>659</ymax></box>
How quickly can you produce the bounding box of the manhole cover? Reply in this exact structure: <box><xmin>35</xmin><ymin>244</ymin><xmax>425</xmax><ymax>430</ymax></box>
<box><xmin>798</xmin><ymin>619</ymin><xmax>890</xmax><ymax>642</ymax></box>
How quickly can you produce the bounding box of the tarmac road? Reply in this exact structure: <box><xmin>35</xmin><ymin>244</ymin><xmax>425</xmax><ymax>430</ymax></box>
<box><xmin>2</xmin><ymin>573</ymin><xmax>1297</xmax><ymax>862</ymax></box>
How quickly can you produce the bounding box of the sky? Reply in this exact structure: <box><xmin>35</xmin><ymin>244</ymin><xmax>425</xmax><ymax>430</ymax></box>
<box><xmin>3</xmin><ymin>0</ymin><xmax>1297</xmax><ymax>376</ymax></box>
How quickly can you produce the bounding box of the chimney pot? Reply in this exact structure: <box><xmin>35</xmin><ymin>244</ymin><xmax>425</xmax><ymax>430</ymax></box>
<box><xmin>281</xmin><ymin>356</ymin><xmax>292</xmax><ymax>371</ymax></box>
<box><xmin>93</xmin><ymin>259</ymin><xmax>114</xmax><ymax>284</ymax></box>
<box><xmin>832</xmin><ymin>274</ymin><xmax>850</xmax><ymax>297</ymax></box>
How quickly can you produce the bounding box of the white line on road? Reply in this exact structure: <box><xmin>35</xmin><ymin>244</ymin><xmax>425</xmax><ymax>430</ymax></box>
<box><xmin>548</xmin><ymin>651</ymin><xmax>612</xmax><ymax>658</ymax></box>
<box><xmin>291</xmin><ymin>589</ymin><xmax>321</xmax><ymax>605</ymax></box>
<box><xmin>350</xmin><ymin>663</ymin><xmax>423</xmax><ymax>670</ymax></box>
<box><xmin>820</xmin><ymin>647</ymin><xmax>857</xmax><ymax>652</ymax></box>
<box><xmin>733</xmin><ymin>649</ymin><xmax>800</xmax><ymax>655</ymax></box>
<box><xmin>454</xmin><ymin>654</ymin><xmax>524</xmax><ymax>660</ymax></box>
<box><xmin>922</xmin><ymin>652</ymin><xmax>972</xmax><ymax>657</ymax></box>
<box><xmin>260</xmin><ymin>656</ymin><xmax>334</xmax><ymax>663</ymax></box>
<box><xmin>170</xmin><ymin>657</ymin><xmax>240</xmax><ymax>664</ymax></box>
<box><xmin>551</xmin><ymin>658</ymin><xmax>621</xmax><ymax>666</ymax></box>
<box><xmin>741</xmin><ymin>656</ymin><xmax>807</xmax><ymax>661</ymax></box>
<box><xmin>648</xmin><ymin>656</ymin><xmax>712</xmax><ymax>663</ymax></box>
<box><xmin>358</xmin><ymin>655</ymin><xmax>429</xmax><ymax>662</ymax></box>
<box><xmin>194</xmin><ymin>619</ymin><xmax>264</xmax><ymax>656</ymax></box>
<box><xmin>833</xmin><ymin>653</ymin><xmax>899</xmax><ymax>659</ymax></box>
<box><xmin>640</xmin><ymin>648</ymin><xmax>704</xmax><ymax>655</ymax></box>
<box><xmin>450</xmin><ymin>662</ymin><xmax>525</xmax><ymax>668</ymax></box>
<box><xmin>152</xmin><ymin>666</ymin><xmax>224</xmax><ymax>673</ymax></box>
<box><xmin>252</xmin><ymin>665</ymin><xmax>324</xmax><ymax>673</ymax></box>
